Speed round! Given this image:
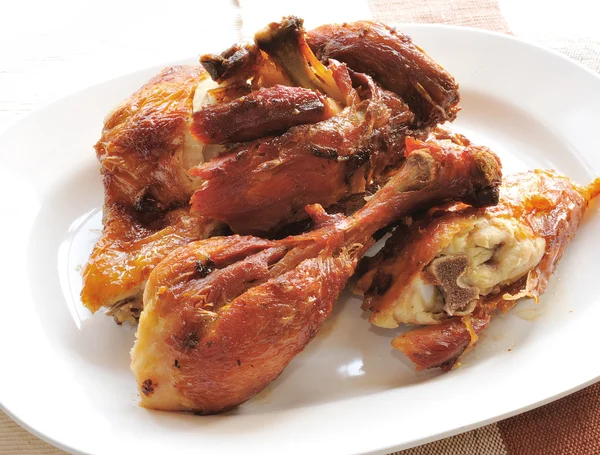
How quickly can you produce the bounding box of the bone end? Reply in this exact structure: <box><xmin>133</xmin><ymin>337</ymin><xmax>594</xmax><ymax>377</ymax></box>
<box><xmin>397</xmin><ymin>150</ymin><xmax>437</xmax><ymax>192</ymax></box>
<box><xmin>254</xmin><ymin>16</ymin><xmax>304</xmax><ymax>52</ymax></box>
<box><xmin>471</xmin><ymin>149</ymin><xmax>503</xmax><ymax>207</ymax></box>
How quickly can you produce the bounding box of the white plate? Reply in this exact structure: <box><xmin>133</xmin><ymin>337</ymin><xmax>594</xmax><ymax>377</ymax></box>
<box><xmin>1</xmin><ymin>24</ymin><xmax>599</xmax><ymax>455</ymax></box>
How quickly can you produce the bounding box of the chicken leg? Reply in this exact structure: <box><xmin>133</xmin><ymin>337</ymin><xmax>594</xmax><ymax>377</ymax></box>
<box><xmin>356</xmin><ymin>169</ymin><xmax>600</xmax><ymax>370</ymax></box>
<box><xmin>131</xmin><ymin>135</ymin><xmax>501</xmax><ymax>413</ymax></box>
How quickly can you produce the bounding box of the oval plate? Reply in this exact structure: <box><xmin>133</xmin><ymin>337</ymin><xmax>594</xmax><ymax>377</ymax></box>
<box><xmin>1</xmin><ymin>24</ymin><xmax>599</xmax><ymax>455</ymax></box>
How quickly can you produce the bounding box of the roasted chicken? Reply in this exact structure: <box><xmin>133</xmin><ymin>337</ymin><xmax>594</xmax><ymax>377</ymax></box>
<box><xmin>356</xmin><ymin>169</ymin><xmax>600</xmax><ymax>370</ymax></box>
<box><xmin>131</xmin><ymin>135</ymin><xmax>501</xmax><ymax>413</ymax></box>
<box><xmin>78</xmin><ymin>15</ymin><xmax>600</xmax><ymax>415</ymax></box>
<box><xmin>81</xmin><ymin>66</ymin><xmax>224</xmax><ymax>321</ymax></box>
<box><xmin>190</xmin><ymin>17</ymin><xmax>460</xmax><ymax>234</ymax></box>
<box><xmin>82</xmin><ymin>17</ymin><xmax>461</xmax><ymax>320</ymax></box>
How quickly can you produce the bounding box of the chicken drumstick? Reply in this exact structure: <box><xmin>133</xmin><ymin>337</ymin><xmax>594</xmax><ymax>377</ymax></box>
<box><xmin>131</xmin><ymin>135</ymin><xmax>501</xmax><ymax>413</ymax></box>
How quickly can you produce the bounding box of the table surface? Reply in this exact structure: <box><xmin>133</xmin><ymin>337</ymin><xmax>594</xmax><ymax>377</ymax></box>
<box><xmin>1</xmin><ymin>1</ymin><xmax>599</xmax><ymax>454</ymax></box>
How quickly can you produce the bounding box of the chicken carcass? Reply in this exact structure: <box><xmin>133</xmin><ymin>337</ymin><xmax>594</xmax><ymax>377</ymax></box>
<box><xmin>131</xmin><ymin>135</ymin><xmax>501</xmax><ymax>413</ymax></box>
<box><xmin>356</xmin><ymin>169</ymin><xmax>600</xmax><ymax>370</ymax></box>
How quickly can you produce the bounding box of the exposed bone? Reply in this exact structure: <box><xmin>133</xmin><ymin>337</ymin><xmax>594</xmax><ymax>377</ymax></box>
<box><xmin>200</xmin><ymin>44</ymin><xmax>259</xmax><ymax>83</ymax></box>
<box><xmin>426</xmin><ymin>254</ymin><xmax>479</xmax><ymax>316</ymax></box>
<box><xmin>255</xmin><ymin>16</ymin><xmax>344</xmax><ymax>103</ymax></box>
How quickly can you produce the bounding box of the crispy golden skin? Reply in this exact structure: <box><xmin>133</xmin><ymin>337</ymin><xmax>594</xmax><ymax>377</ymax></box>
<box><xmin>131</xmin><ymin>136</ymin><xmax>501</xmax><ymax>413</ymax></box>
<box><xmin>81</xmin><ymin>204</ymin><xmax>220</xmax><ymax>321</ymax></box>
<box><xmin>81</xmin><ymin>66</ymin><xmax>221</xmax><ymax>319</ymax></box>
<box><xmin>97</xmin><ymin>65</ymin><xmax>209</xmax><ymax>209</ymax></box>
<box><xmin>357</xmin><ymin>170</ymin><xmax>600</xmax><ymax>370</ymax></box>
<box><xmin>190</xmin><ymin>62</ymin><xmax>408</xmax><ymax>234</ymax></box>
<box><xmin>83</xmin><ymin>18</ymin><xmax>463</xmax><ymax>317</ymax></box>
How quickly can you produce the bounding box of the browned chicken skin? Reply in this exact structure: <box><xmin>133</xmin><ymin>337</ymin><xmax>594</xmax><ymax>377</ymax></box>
<box><xmin>191</xmin><ymin>85</ymin><xmax>338</xmax><ymax>144</ymax></box>
<box><xmin>78</xmin><ymin>16</ymin><xmax>600</xmax><ymax>416</ymax></box>
<box><xmin>307</xmin><ymin>21</ymin><xmax>460</xmax><ymax>127</ymax></box>
<box><xmin>190</xmin><ymin>17</ymin><xmax>460</xmax><ymax>235</ymax></box>
<box><xmin>97</xmin><ymin>65</ymin><xmax>206</xmax><ymax>210</ymax></box>
<box><xmin>131</xmin><ymin>136</ymin><xmax>501</xmax><ymax>413</ymax></box>
<box><xmin>81</xmin><ymin>66</ymin><xmax>223</xmax><ymax>319</ymax></box>
<box><xmin>190</xmin><ymin>60</ymin><xmax>400</xmax><ymax>234</ymax></box>
<box><xmin>356</xmin><ymin>170</ymin><xmax>600</xmax><ymax>370</ymax></box>
<box><xmin>82</xmin><ymin>18</ymin><xmax>461</xmax><ymax>319</ymax></box>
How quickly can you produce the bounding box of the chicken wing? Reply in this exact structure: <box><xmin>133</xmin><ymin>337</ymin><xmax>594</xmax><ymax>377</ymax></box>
<box><xmin>131</xmin><ymin>136</ymin><xmax>501</xmax><ymax>413</ymax></box>
<box><xmin>307</xmin><ymin>20</ymin><xmax>460</xmax><ymax>128</ymax></box>
<box><xmin>356</xmin><ymin>170</ymin><xmax>600</xmax><ymax>370</ymax></box>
